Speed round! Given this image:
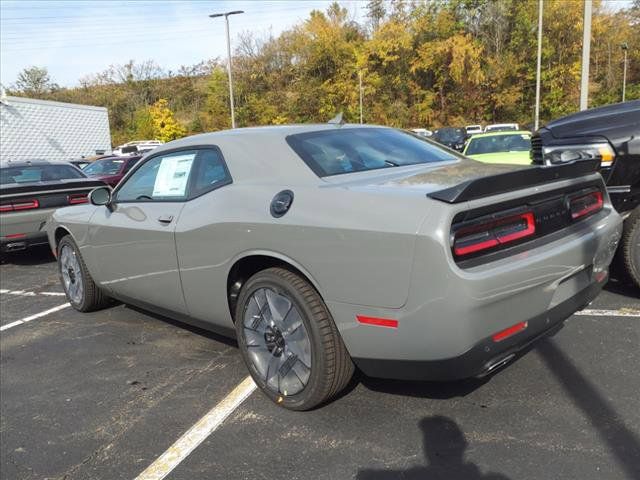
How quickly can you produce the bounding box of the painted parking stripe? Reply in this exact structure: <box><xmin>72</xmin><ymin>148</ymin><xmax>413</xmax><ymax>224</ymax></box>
<box><xmin>0</xmin><ymin>289</ymin><xmax>65</xmax><ymax>297</ymax></box>
<box><xmin>135</xmin><ymin>376</ymin><xmax>257</xmax><ymax>480</ymax></box>
<box><xmin>0</xmin><ymin>303</ymin><xmax>70</xmax><ymax>332</ymax></box>
<box><xmin>575</xmin><ymin>308</ymin><xmax>640</xmax><ymax>317</ymax></box>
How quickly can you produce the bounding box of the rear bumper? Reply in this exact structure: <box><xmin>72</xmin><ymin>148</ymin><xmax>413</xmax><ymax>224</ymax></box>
<box><xmin>1</xmin><ymin>231</ymin><xmax>49</xmax><ymax>253</ymax></box>
<box><xmin>353</xmin><ymin>276</ymin><xmax>604</xmax><ymax>381</ymax></box>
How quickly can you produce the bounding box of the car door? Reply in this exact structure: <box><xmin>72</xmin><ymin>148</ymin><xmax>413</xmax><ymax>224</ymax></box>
<box><xmin>85</xmin><ymin>149</ymin><xmax>199</xmax><ymax>314</ymax></box>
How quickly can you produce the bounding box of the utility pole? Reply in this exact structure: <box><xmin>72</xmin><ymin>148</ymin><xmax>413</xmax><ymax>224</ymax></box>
<box><xmin>209</xmin><ymin>10</ymin><xmax>244</xmax><ymax>128</ymax></box>
<box><xmin>359</xmin><ymin>70</ymin><xmax>363</xmax><ymax>124</ymax></box>
<box><xmin>534</xmin><ymin>0</ymin><xmax>543</xmax><ymax>131</ymax></box>
<box><xmin>579</xmin><ymin>0</ymin><xmax>592</xmax><ymax>111</ymax></box>
<box><xmin>621</xmin><ymin>42</ymin><xmax>628</xmax><ymax>102</ymax></box>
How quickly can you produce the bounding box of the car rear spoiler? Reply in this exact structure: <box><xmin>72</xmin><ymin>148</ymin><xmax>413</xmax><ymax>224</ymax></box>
<box><xmin>428</xmin><ymin>159</ymin><xmax>600</xmax><ymax>204</ymax></box>
<box><xmin>0</xmin><ymin>179</ymin><xmax>108</xmax><ymax>198</ymax></box>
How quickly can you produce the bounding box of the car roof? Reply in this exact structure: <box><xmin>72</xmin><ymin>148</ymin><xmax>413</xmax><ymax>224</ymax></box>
<box><xmin>469</xmin><ymin>130</ymin><xmax>531</xmax><ymax>139</ymax></box>
<box><xmin>0</xmin><ymin>159</ymin><xmax>77</xmax><ymax>168</ymax></box>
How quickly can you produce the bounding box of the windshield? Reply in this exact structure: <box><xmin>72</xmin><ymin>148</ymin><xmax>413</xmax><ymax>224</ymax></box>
<box><xmin>84</xmin><ymin>158</ymin><xmax>125</xmax><ymax>176</ymax></box>
<box><xmin>0</xmin><ymin>164</ymin><xmax>85</xmax><ymax>185</ymax></box>
<box><xmin>286</xmin><ymin>127</ymin><xmax>458</xmax><ymax>177</ymax></box>
<box><xmin>465</xmin><ymin>133</ymin><xmax>531</xmax><ymax>155</ymax></box>
<box><xmin>434</xmin><ymin>128</ymin><xmax>465</xmax><ymax>142</ymax></box>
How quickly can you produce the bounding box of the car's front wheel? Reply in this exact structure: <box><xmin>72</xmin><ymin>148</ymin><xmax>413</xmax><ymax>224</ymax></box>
<box><xmin>235</xmin><ymin>267</ymin><xmax>354</xmax><ymax>410</ymax></box>
<box><xmin>57</xmin><ymin>235</ymin><xmax>110</xmax><ymax>312</ymax></box>
<box><xmin>619</xmin><ymin>208</ymin><xmax>640</xmax><ymax>289</ymax></box>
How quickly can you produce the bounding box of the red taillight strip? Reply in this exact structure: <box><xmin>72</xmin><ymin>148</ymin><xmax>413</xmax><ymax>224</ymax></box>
<box><xmin>10</xmin><ymin>199</ymin><xmax>39</xmax><ymax>211</ymax></box>
<box><xmin>356</xmin><ymin>315</ymin><xmax>399</xmax><ymax>329</ymax></box>
<box><xmin>492</xmin><ymin>321</ymin><xmax>527</xmax><ymax>342</ymax></box>
<box><xmin>454</xmin><ymin>212</ymin><xmax>536</xmax><ymax>257</ymax></box>
<box><xmin>4</xmin><ymin>233</ymin><xmax>27</xmax><ymax>239</ymax></box>
<box><xmin>570</xmin><ymin>191</ymin><xmax>603</xmax><ymax>220</ymax></box>
<box><xmin>0</xmin><ymin>204</ymin><xmax>13</xmax><ymax>213</ymax></box>
<box><xmin>68</xmin><ymin>194</ymin><xmax>89</xmax><ymax>205</ymax></box>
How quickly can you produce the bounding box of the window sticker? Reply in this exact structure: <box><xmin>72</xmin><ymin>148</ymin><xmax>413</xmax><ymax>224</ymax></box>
<box><xmin>152</xmin><ymin>154</ymin><xmax>195</xmax><ymax>197</ymax></box>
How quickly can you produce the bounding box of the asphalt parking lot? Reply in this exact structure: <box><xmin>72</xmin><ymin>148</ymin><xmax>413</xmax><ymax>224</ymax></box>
<box><xmin>1</xmin><ymin>247</ymin><xmax>639</xmax><ymax>480</ymax></box>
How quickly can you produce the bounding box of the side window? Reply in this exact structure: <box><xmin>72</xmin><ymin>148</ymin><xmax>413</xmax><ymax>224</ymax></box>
<box><xmin>122</xmin><ymin>158</ymin><xmax>139</xmax><ymax>174</ymax></box>
<box><xmin>116</xmin><ymin>150</ymin><xmax>197</xmax><ymax>202</ymax></box>
<box><xmin>190</xmin><ymin>148</ymin><xmax>231</xmax><ymax>198</ymax></box>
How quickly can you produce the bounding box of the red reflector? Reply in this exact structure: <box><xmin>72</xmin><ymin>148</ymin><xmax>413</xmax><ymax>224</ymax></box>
<box><xmin>5</xmin><ymin>233</ymin><xmax>26</xmax><ymax>239</ymax></box>
<box><xmin>492</xmin><ymin>321</ymin><xmax>528</xmax><ymax>342</ymax></box>
<box><xmin>11</xmin><ymin>199</ymin><xmax>39</xmax><ymax>211</ymax></box>
<box><xmin>356</xmin><ymin>315</ymin><xmax>398</xmax><ymax>329</ymax></box>
<box><xmin>570</xmin><ymin>191</ymin><xmax>603</xmax><ymax>220</ymax></box>
<box><xmin>454</xmin><ymin>212</ymin><xmax>536</xmax><ymax>257</ymax></box>
<box><xmin>68</xmin><ymin>193</ymin><xmax>89</xmax><ymax>205</ymax></box>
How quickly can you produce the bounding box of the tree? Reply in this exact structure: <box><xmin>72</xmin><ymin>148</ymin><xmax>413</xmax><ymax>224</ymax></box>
<box><xmin>148</xmin><ymin>99</ymin><xmax>186</xmax><ymax>142</ymax></box>
<box><xmin>366</xmin><ymin>0</ymin><xmax>386</xmax><ymax>32</ymax></box>
<box><xmin>12</xmin><ymin>66</ymin><xmax>58</xmax><ymax>95</ymax></box>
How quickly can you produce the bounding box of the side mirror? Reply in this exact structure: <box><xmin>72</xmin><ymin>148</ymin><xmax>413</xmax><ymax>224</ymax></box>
<box><xmin>89</xmin><ymin>186</ymin><xmax>112</xmax><ymax>206</ymax></box>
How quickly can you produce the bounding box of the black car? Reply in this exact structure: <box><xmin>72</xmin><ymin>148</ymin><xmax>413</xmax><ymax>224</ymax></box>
<box><xmin>432</xmin><ymin>127</ymin><xmax>467</xmax><ymax>151</ymax></box>
<box><xmin>531</xmin><ymin>100</ymin><xmax>640</xmax><ymax>287</ymax></box>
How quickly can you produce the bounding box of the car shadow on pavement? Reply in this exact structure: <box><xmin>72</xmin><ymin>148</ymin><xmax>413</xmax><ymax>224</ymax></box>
<box><xmin>536</xmin><ymin>339</ymin><xmax>640</xmax><ymax>479</ymax></box>
<box><xmin>603</xmin><ymin>273</ymin><xmax>639</xmax><ymax>299</ymax></box>
<box><xmin>356</xmin><ymin>415</ymin><xmax>511</xmax><ymax>479</ymax></box>
<box><xmin>0</xmin><ymin>245</ymin><xmax>55</xmax><ymax>266</ymax></box>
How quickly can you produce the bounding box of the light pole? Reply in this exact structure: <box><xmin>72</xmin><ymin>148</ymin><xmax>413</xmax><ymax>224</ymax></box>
<box><xmin>621</xmin><ymin>42</ymin><xmax>628</xmax><ymax>102</ymax></box>
<box><xmin>210</xmin><ymin>10</ymin><xmax>244</xmax><ymax>128</ymax></box>
<box><xmin>579</xmin><ymin>0</ymin><xmax>592</xmax><ymax>111</ymax></box>
<box><xmin>358</xmin><ymin>70</ymin><xmax>363</xmax><ymax>124</ymax></box>
<box><xmin>534</xmin><ymin>0</ymin><xmax>543</xmax><ymax>131</ymax></box>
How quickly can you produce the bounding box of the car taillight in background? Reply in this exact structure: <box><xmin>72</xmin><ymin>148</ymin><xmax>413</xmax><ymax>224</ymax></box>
<box><xmin>68</xmin><ymin>193</ymin><xmax>89</xmax><ymax>205</ymax></box>
<box><xmin>569</xmin><ymin>190</ymin><xmax>603</xmax><ymax>220</ymax></box>
<box><xmin>0</xmin><ymin>199</ymin><xmax>39</xmax><ymax>213</ymax></box>
<box><xmin>453</xmin><ymin>211</ymin><xmax>536</xmax><ymax>257</ymax></box>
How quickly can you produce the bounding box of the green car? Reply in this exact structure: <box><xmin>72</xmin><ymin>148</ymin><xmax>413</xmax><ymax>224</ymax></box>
<box><xmin>463</xmin><ymin>130</ymin><xmax>532</xmax><ymax>165</ymax></box>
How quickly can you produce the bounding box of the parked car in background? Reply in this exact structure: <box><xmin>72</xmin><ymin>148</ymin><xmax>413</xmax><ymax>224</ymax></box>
<box><xmin>432</xmin><ymin>127</ymin><xmax>467</xmax><ymax>151</ymax></box>
<box><xmin>1</xmin><ymin>160</ymin><xmax>106</xmax><ymax>253</ymax></box>
<box><xmin>465</xmin><ymin>125</ymin><xmax>483</xmax><ymax>136</ymax></box>
<box><xmin>82</xmin><ymin>155</ymin><xmax>142</xmax><ymax>187</ymax></box>
<box><xmin>410</xmin><ymin>128</ymin><xmax>433</xmax><ymax>138</ymax></box>
<box><xmin>112</xmin><ymin>140</ymin><xmax>163</xmax><ymax>156</ymax></box>
<box><xmin>532</xmin><ymin>100</ymin><xmax>640</xmax><ymax>288</ymax></box>
<box><xmin>485</xmin><ymin>123</ymin><xmax>519</xmax><ymax>133</ymax></box>
<box><xmin>46</xmin><ymin>124</ymin><xmax>622</xmax><ymax>410</ymax></box>
<box><xmin>69</xmin><ymin>159</ymin><xmax>91</xmax><ymax>170</ymax></box>
<box><xmin>463</xmin><ymin>131</ymin><xmax>532</xmax><ymax>165</ymax></box>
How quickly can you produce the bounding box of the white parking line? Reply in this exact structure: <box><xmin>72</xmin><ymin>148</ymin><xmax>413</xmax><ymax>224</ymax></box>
<box><xmin>0</xmin><ymin>289</ymin><xmax>65</xmax><ymax>297</ymax></box>
<box><xmin>575</xmin><ymin>308</ymin><xmax>640</xmax><ymax>317</ymax></box>
<box><xmin>135</xmin><ymin>376</ymin><xmax>257</xmax><ymax>480</ymax></box>
<box><xmin>0</xmin><ymin>303</ymin><xmax>70</xmax><ymax>332</ymax></box>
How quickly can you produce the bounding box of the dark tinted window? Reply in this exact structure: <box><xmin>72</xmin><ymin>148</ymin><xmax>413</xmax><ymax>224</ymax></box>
<box><xmin>191</xmin><ymin>149</ymin><xmax>231</xmax><ymax>197</ymax></box>
<box><xmin>466</xmin><ymin>133</ymin><xmax>531</xmax><ymax>155</ymax></box>
<box><xmin>84</xmin><ymin>158</ymin><xmax>125</xmax><ymax>176</ymax></box>
<box><xmin>0</xmin><ymin>164</ymin><xmax>85</xmax><ymax>184</ymax></box>
<box><xmin>122</xmin><ymin>157</ymin><xmax>141</xmax><ymax>174</ymax></box>
<box><xmin>116</xmin><ymin>150</ymin><xmax>196</xmax><ymax>202</ymax></box>
<box><xmin>287</xmin><ymin>128</ymin><xmax>457</xmax><ymax>177</ymax></box>
<box><xmin>433</xmin><ymin>128</ymin><xmax>466</xmax><ymax>142</ymax></box>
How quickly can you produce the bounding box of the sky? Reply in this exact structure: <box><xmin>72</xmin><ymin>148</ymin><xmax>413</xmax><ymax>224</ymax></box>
<box><xmin>0</xmin><ymin>0</ymin><xmax>368</xmax><ymax>88</ymax></box>
<box><xmin>0</xmin><ymin>0</ymin><xmax>633</xmax><ymax>89</ymax></box>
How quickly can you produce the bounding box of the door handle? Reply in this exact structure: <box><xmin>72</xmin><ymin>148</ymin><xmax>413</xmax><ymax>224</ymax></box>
<box><xmin>157</xmin><ymin>214</ymin><xmax>174</xmax><ymax>224</ymax></box>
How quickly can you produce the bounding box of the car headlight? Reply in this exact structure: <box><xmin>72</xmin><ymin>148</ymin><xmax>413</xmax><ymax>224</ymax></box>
<box><xmin>542</xmin><ymin>143</ymin><xmax>615</xmax><ymax>167</ymax></box>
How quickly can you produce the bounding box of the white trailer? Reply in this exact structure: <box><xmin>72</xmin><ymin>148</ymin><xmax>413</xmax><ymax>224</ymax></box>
<box><xmin>0</xmin><ymin>95</ymin><xmax>111</xmax><ymax>162</ymax></box>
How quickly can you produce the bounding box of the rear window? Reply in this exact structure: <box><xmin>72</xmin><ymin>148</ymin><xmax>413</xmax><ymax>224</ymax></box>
<box><xmin>466</xmin><ymin>134</ymin><xmax>531</xmax><ymax>155</ymax></box>
<box><xmin>0</xmin><ymin>164</ymin><xmax>85</xmax><ymax>185</ymax></box>
<box><xmin>286</xmin><ymin>128</ymin><xmax>458</xmax><ymax>177</ymax></box>
<box><xmin>84</xmin><ymin>158</ymin><xmax>125</xmax><ymax>176</ymax></box>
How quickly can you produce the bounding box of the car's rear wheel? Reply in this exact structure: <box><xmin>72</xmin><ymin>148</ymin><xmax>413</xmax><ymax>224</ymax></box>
<box><xmin>235</xmin><ymin>267</ymin><xmax>354</xmax><ymax>410</ymax></box>
<box><xmin>57</xmin><ymin>235</ymin><xmax>110</xmax><ymax>312</ymax></box>
<box><xmin>619</xmin><ymin>208</ymin><xmax>640</xmax><ymax>289</ymax></box>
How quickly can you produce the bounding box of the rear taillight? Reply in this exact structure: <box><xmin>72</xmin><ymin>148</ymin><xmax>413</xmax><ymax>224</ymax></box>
<box><xmin>68</xmin><ymin>193</ymin><xmax>88</xmax><ymax>205</ymax></box>
<box><xmin>569</xmin><ymin>190</ymin><xmax>603</xmax><ymax>220</ymax></box>
<box><xmin>453</xmin><ymin>211</ymin><xmax>536</xmax><ymax>257</ymax></box>
<box><xmin>0</xmin><ymin>199</ymin><xmax>39</xmax><ymax>212</ymax></box>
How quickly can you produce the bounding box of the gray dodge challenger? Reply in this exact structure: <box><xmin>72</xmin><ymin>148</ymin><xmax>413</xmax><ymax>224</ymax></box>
<box><xmin>46</xmin><ymin>124</ymin><xmax>623</xmax><ymax>410</ymax></box>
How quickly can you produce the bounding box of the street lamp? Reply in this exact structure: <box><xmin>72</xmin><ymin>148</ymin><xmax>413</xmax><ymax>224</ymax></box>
<box><xmin>209</xmin><ymin>10</ymin><xmax>244</xmax><ymax>129</ymax></box>
<box><xmin>621</xmin><ymin>42</ymin><xmax>628</xmax><ymax>102</ymax></box>
<box><xmin>534</xmin><ymin>0</ymin><xmax>543</xmax><ymax>131</ymax></box>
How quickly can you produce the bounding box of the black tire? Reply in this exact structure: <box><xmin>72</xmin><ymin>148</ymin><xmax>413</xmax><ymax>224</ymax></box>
<box><xmin>235</xmin><ymin>267</ymin><xmax>354</xmax><ymax>410</ymax></box>
<box><xmin>57</xmin><ymin>235</ymin><xmax>110</xmax><ymax>312</ymax></box>
<box><xmin>618</xmin><ymin>208</ymin><xmax>640</xmax><ymax>289</ymax></box>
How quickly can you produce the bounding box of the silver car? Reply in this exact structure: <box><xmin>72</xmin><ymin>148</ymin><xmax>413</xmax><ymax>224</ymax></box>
<box><xmin>46</xmin><ymin>125</ymin><xmax>623</xmax><ymax>410</ymax></box>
